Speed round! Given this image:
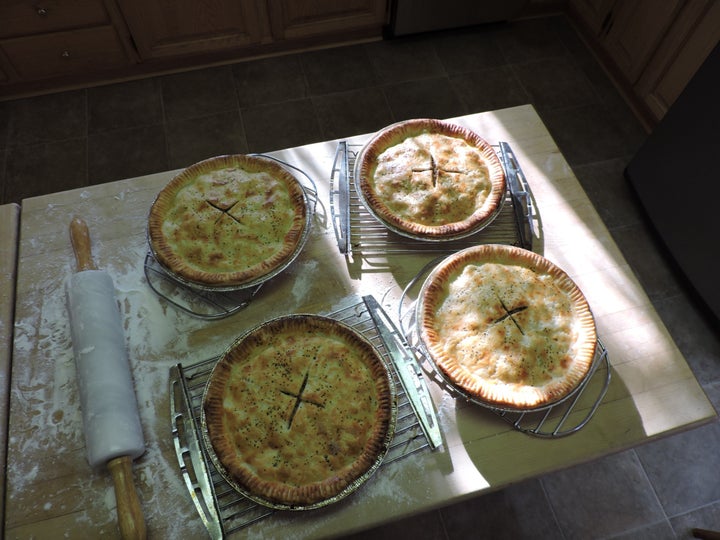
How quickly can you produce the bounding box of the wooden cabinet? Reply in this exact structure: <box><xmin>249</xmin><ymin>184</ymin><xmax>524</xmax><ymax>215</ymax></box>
<box><xmin>117</xmin><ymin>0</ymin><xmax>268</xmax><ymax>59</ymax></box>
<box><xmin>0</xmin><ymin>0</ymin><xmax>135</xmax><ymax>82</ymax></box>
<box><xmin>598</xmin><ymin>0</ymin><xmax>683</xmax><ymax>83</ymax></box>
<box><xmin>2</xmin><ymin>26</ymin><xmax>133</xmax><ymax>80</ymax></box>
<box><xmin>570</xmin><ymin>0</ymin><xmax>683</xmax><ymax>83</ymax></box>
<box><xmin>0</xmin><ymin>0</ymin><xmax>387</xmax><ymax>98</ymax></box>
<box><xmin>568</xmin><ymin>0</ymin><xmax>720</xmax><ymax>129</ymax></box>
<box><xmin>267</xmin><ymin>0</ymin><xmax>387</xmax><ymax>41</ymax></box>
<box><xmin>634</xmin><ymin>0</ymin><xmax>720</xmax><ymax>123</ymax></box>
<box><xmin>0</xmin><ymin>0</ymin><xmax>110</xmax><ymax>38</ymax></box>
<box><xmin>118</xmin><ymin>0</ymin><xmax>387</xmax><ymax>60</ymax></box>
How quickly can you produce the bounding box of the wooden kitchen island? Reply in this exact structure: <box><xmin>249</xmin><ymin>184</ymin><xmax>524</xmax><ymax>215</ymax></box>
<box><xmin>0</xmin><ymin>202</ymin><xmax>20</xmax><ymax>530</ymax></box>
<box><xmin>4</xmin><ymin>105</ymin><xmax>716</xmax><ymax>539</ymax></box>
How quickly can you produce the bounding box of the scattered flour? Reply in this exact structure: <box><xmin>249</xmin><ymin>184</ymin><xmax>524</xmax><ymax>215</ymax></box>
<box><xmin>9</xmin><ymin>237</ymin><xmax>211</xmax><ymax>536</ymax></box>
<box><xmin>9</xmin><ymin>216</ymin><xmax>437</xmax><ymax>538</ymax></box>
<box><xmin>290</xmin><ymin>259</ymin><xmax>319</xmax><ymax>305</ymax></box>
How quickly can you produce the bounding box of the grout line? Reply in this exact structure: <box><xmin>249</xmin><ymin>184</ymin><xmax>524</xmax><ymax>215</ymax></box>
<box><xmin>0</xmin><ymin>147</ymin><xmax>6</xmax><ymax>205</ymax></box>
<box><xmin>632</xmin><ymin>447</ymin><xmax>677</xmax><ymax>537</ymax></box>
<box><xmin>436</xmin><ymin>507</ymin><xmax>452</xmax><ymax>540</ymax></box>
<box><xmin>156</xmin><ymin>77</ymin><xmax>171</xmax><ymax>173</ymax></box>
<box><xmin>667</xmin><ymin>498</ymin><xmax>720</xmax><ymax>526</ymax></box>
<box><xmin>600</xmin><ymin>519</ymin><xmax>677</xmax><ymax>540</ymax></box>
<box><xmin>538</xmin><ymin>476</ymin><xmax>571</xmax><ymax>540</ymax></box>
<box><xmin>292</xmin><ymin>52</ymin><xmax>325</xmax><ymax>145</ymax></box>
<box><xmin>83</xmin><ymin>88</ymin><xmax>90</xmax><ymax>188</ymax></box>
<box><xmin>227</xmin><ymin>64</ymin><xmax>248</xmax><ymax>155</ymax></box>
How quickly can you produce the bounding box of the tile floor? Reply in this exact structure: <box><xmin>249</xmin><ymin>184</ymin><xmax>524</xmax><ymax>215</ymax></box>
<box><xmin>2</xmin><ymin>13</ymin><xmax>719</xmax><ymax>540</ymax></box>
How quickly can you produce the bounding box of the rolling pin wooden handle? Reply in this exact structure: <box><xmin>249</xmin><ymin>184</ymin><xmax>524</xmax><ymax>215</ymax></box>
<box><xmin>69</xmin><ymin>216</ymin><xmax>97</xmax><ymax>271</ymax></box>
<box><xmin>107</xmin><ymin>456</ymin><xmax>147</xmax><ymax>540</ymax></box>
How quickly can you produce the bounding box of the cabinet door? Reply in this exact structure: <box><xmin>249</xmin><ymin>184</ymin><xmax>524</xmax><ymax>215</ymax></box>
<box><xmin>635</xmin><ymin>0</ymin><xmax>720</xmax><ymax>123</ymax></box>
<box><xmin>118</xmin><ymin>0</ymin><xmax>266</xmax><ymax>59</ymax></box>
<box><xmin>0</xmin><ymin>0</ymin><xmax>110</xmax><ymax>39</ymax></box>
<box><xmin>1</xmin><ymin>25</ymin><xmax>132</xmax><ymax>80</ymax></box>
<box><xmin>268</xmin><ymin>0</ymin><xmax>386</xmax><ymax>41</ymax></box>
<box><xmin>602</xmin><ymin>0</ymin><xmax>683</xmax><ymax>83</ymax></box>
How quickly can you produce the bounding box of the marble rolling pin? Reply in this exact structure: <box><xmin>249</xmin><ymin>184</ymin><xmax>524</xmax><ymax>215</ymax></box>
<box><xmin>66</xmin><ymin>217</ymin><xmax>147</xmax><ymax>540</ymax></box>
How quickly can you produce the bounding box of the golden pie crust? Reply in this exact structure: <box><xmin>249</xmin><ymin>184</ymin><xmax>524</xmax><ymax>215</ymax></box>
<box><xmin>202</xmin><ymin>314</ymin><xmax>395</xmax><ymax>508</ymax></box>
<box><xmin>417</xmin><ymin>245</ymin><xmax>597</xmax><ymax>410</ymax></box>
<box><xmin>355</xmin><ymin>119</ymin><xmax>506</xmax><ymax>239</ymax></box>
<box><xmin>148</xmin><ymin>154</ymin><xmax>308</xmax><ymax>288</ymax></box>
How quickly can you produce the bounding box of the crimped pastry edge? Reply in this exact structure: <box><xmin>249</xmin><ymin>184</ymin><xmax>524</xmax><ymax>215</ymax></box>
<box><xmin>147</xmin><ymin>154</ymin><xmax>308</xmax><ymax>288</ymax></box>
<box><xmin>201</xmin><ymin>314</ymin><xmax>395</xmax><ymax>509</ymax></box>
<box><xmin>356</xmin><ymin>119</ymin><xmax>506</xmax><ymax>240</ymax></box>
<box><xmin>417</xmin><ymin>244</ymin><xmax>597</xmax><ymax>410</ymax></box>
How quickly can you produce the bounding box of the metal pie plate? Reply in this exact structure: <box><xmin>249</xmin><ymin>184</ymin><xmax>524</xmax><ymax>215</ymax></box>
<box><xmin>414</xmin><ymin>328</ymin><xmax>602</xmax><ymax>414</ymax></box>
<box><xmin>199</xmin><ymin>315</ymin><xmax>398</xmax><ymax>511</ymax></box>
<box><xmin>146</xmin><ymin>165</ymin><xmax>313</xmax><ymax>293</ymax></box>
<box><xmin>352</xmin><ymin>133</ymin><xmax>506</xmax><ymax>243</ymax></box>
<box><xmin>412</xmin><ymin>258</ymin><xmax>597</xmax><ymax>414</ymax></box>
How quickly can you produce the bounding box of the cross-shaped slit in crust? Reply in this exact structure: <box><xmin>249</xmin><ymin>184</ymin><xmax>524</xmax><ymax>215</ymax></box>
<box><xmin>205</xmin><ymin>199</ymin><xmax>244</xmax><ymax>226</ymax></box>
<box><xmin>280</xmin><ymin>370</ymin><xmax>325</xmax><ymax>429</ymax></box>
<box><xmin>411</xmin><ymin>153</ymin><xmax>463</xmax><ymax>188</ymax></box>
<box><xmin>492</xmin><ymin>296</ymin><xmax>528</xmax><ymax>335</ymax></box>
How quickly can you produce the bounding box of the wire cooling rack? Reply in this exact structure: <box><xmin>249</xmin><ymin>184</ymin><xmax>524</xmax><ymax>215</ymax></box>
<box><xmin>329</xmin><ymin>141</ymin><xmax>536</xmax><ymax>258</ymax></box>
<box><xmin>170</xmin><ymin>296</ymin><xmax>437</xmax><ymax>539</ymax></box>
<box><xmin>144</xmin><ymin>154</ymin><xmax>318</xmax><ymax>320</ymax></box>
<box><xmin>395</xmin><ymin>258</ymin><xmax>611</xmax><ymax>438</ymax></box>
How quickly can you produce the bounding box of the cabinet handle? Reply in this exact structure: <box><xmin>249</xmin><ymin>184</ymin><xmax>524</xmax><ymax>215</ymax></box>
<box><xmin>36</xmin><ymin>7</ymin><xmax>48</xmax><ymax>17</ymax></box>
<box><xmin>61</xmin><ymin>50</ymin><xmax>70</xmax><ymax>58</ymax></box>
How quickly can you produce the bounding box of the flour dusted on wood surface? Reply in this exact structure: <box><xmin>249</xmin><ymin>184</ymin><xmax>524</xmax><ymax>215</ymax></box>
<box><xmin>8</xmin><ymin>234</ymin><xmax>210</xmax><ymax>536</ymax></box>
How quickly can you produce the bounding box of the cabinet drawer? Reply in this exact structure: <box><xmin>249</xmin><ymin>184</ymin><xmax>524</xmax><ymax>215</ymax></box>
<box><xmin>118</xmin><ymin>0</ymin><xmax>266</xmax><ymax>59</ymax></box>
<box><xmin>1</xmin><ymin>25</ymin><xmax>133</xmax><ymax>80</ymax></box>
<box><xmin>0</xmin><ymin>0</ymin><xmax>110</xmax><ymax>39</ymax></box>
<box><xmin>269</xmin><ymin>0</ymin><xmax>387</xmax><ymax>40</ymax></box>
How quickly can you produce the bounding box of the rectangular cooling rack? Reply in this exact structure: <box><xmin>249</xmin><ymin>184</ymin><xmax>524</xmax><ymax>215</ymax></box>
<box><xmin>329</xmin><ymin>138</ymin><xmax>610</xmax><ymax>435</ymax></box>
<box><xmin>170</xmin><ymin>296</ymin><xmax>439</xmax><ymax>539</ymax></box>
<box><xmin>170</xmin><ymin>141</ymin><xmax>609</xmax><ymax>538</ymax></box>
<box><xmin>330</xmin><ymin>141</ymin><xmax>536</xmax><ymax>257</ymax></box>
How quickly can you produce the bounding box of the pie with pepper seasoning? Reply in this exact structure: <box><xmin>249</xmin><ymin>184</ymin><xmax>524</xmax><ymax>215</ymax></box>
<box><xmin>417</xmin><ymin>244</ymin><xmax>597</xmax><ymax>410</ymax></box>
<box><xmin>355</xmin><ymin>118</ymin><xmax>506</xmax><ymax>239</ymax></box>
<box><xmin>148</xmin><ymin>154</ymin><xmax>308</xmax><ymax>288</ymax></box>
<box><xmin>202</xmin><ymin>315</ymin><xmax>395</xmax><ymax>508</ymax></box>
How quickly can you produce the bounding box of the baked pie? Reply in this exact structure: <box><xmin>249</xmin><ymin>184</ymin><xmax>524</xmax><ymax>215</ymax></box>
<box><xmin>355</xmin><ymin>119</ymin><xmax>506</xmax><ymax>239</ymax></box>
<box><xmin>148</xmin><ymin>154</ymin><xmax>308</xmax><ymax>288</ymax></box>
<box><xmin>202</xmin><ymin>315</ymin><xmax>395</xmax><ymax>508</ymax></box>
<box><xmin>417</xmin><ymin>244</ymin><xmax>597</xmax><ymax>410</ymax></box>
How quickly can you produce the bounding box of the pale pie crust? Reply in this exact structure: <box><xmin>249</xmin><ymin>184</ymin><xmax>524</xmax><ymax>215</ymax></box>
<box><xmin>148</xmin><ymin>154</ymin><xmax>307</xmax><ymax>287</ymax></box>
<box><xmin>418</xmin><ymin>244</ymin><xmax>597</xmax><ymax>410</ymax></box>
<box><xmin>356</xmin><ymin>119</ymin><xmax>506</xmax><ymax>239</ymax></box>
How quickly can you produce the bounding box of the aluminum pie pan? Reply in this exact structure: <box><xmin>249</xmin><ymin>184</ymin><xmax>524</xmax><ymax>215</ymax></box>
<box><xmin>146</xmin><ymin>162</ymin><xmax>313</xmax><ymax>293</ymax></box>
<box><xmin>414</xmin><ymin>330</ymin><xmax>598</xmax><ymax>414</ymax></box>
<box><xmin>199</xmin><ymin>314</ymin><xmax>398</xmax><ymax>511</ymax></box>
<box><xmin>352</xmin><ymin>123</ymin><xmax>506</xmax><ymax>243</ymax></box>
<box><xmin>413</xmin><ymin>251</ymin><xmax>595</xmax><ymax>414</ymax></box>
